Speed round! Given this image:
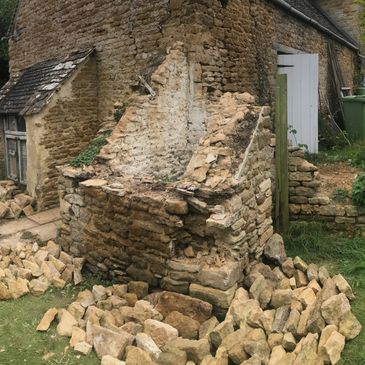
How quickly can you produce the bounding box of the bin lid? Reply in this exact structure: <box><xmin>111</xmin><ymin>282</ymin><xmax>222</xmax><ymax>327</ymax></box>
<box><xmin>342</xmin><ymin>95</ymin><xmax>365</xmax><ymax>102</ymax></box>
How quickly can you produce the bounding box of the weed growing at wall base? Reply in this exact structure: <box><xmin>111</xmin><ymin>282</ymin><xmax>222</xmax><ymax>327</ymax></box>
<box><xmin>352</xmin><ymin>172</ymin><xmax>365</xmax><ymax>207</ymax></box>
<box><xmin>70</xmin><ymin>131</ymin><xmax>111</xmax><ymax>168</ymax></box>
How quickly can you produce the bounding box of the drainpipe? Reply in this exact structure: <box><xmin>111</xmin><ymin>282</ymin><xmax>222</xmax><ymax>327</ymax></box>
<box><xmin>270</xmin><ymin>0</ymin><xmax>359</xmax><ymax>52</ymax></box>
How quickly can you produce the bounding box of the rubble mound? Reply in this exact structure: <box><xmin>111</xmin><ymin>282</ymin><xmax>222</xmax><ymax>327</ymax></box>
<box><xmin>0</xmin><ymin>239</ymin><xmax>84</xmax><ymax>299</ymax></box>
<box><xmin>37</xmin><ymin>256</ymin><xmax>361</xmax><ymax>365</ymax></box>
<box><xmin>0</xmin><ymin>180</ymin><xmax>36</xmax><ymax>218</ymax></box>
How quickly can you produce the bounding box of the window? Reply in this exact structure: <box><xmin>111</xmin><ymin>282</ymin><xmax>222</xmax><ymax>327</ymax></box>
<box><xmin>1</xmin><ymin>114</ymin><xmax>27</xmax><ymax>184</ymax></box>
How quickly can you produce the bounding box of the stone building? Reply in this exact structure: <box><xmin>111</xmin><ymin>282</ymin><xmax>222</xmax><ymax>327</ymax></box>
<box><xmin>0</xmin><ymin>1</ymin><xmax>362</xmax><ymax>294</ymax></box>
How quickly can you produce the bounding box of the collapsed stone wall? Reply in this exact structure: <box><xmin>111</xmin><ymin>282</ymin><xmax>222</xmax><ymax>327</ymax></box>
<box><xmin>99</xmin><ymin>44</ymin><xmax>206</xmax><ymax>179</ymax></box>
<box><xmin>58</xmin><ymin>90</ymin><xmax>274</xmax><ymax>313</ymax></box>
<box><xmin>288</xmin><ymin>147</ymin><xmax>365</xmax><ymax>227</ymax></box>
<box><xmin>8</xmin><ymin>0</ymin><xmax>358</xmax><ymax>128</ymax></box>
<box><xmin>26</xmin><ymin>57</ymin><xmax>98</xmax><ymax>210</ymax></box>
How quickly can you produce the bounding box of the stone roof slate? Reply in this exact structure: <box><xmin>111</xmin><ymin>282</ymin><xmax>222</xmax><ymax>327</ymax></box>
<box><xmin>0</xmin><ymin>48</ymin><xmax>94</xmax><ymax>116</ymax></box>
<box><xmin>273</xmin><ymin>0</ymin><xmax>358</xmax><ymax>48</ymax></box>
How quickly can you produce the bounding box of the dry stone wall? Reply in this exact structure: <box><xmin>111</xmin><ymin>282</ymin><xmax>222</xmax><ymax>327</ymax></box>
<box><xmin>288</xmin><ymin>147</ymin><xmax>365</xmax><ymax>228</ymax></box>
<box><xmin>58</xmin><ymin>91</ymin><xmax>274</xmax><ymax>312</ymax></box>
<box><xmin>8</xmin><ymin>0</ymin><xmax>359</xmax><ymax>128</ymax></box>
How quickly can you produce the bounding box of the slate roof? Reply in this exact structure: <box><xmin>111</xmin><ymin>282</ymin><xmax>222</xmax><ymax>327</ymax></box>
<box><xmin>272</xmin><ymin>0</ymin><xmax>358</xmax><ymax>49</ymax></box>
<box><xmin>0</xmin><ymin>48</ymin><xmax>94</xmax><ymax>116</ymax></box>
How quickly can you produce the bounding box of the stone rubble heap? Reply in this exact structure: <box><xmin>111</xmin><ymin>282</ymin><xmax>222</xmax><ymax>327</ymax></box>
<box><xmin>0</xmin><ymin>180</ymin><xmax>35</xmax><ymax>219</ymax></box>
<box><xmin>0</xmin><ymin>239</ymin><xmax>84</xmax><ymax>299</ymax></box>
<box><xmin>36</xmin><ymin>242</ymin><xmax>361</xmax><ymax>365</ymax></box>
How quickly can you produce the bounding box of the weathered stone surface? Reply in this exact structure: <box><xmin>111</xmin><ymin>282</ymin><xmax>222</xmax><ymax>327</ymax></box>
<box><xmin>293</xmin><ymin>257</ymin><xmax>308</xmax><ymax>273</ymax></box>
<box><xmin>272</xmin><ymin>306</ymin><xmax>290</xmax><ymax>333</ymax></box>
<box><xmin>318</xmin><ymin>325</ymin><xmax>338</xmax><ymax>363</ymax></box>
<box><xmin>268</xmin><ymin>333</ymin><xmax>284</xmax><ymax>350</ymax></box>
<box><xmin>295</xmin><ymin>270</ymin><xmax>308</xmax><ymax>288</ymax></box>
<box><xmin>282</xmin><ymin>332</ymin><xmax>296</xmax><ymax>352</ymax></box>
<box><xmin>220</xmin><ymin>328</ymin><xmax>249</xmax><ymax>364</ymax></box>
<box><xmin>338</xmin><ymin>311</ymin><xmax>362</xmax><ymax>340</ymax></box>
<box><xmin>307</xmin><ymin>264</ymin><xmax>318</xmax><ymax>282</ymax></box>
<box><xmin>89</xmin><ymin>324</ymin><xmax>134</xmax><ymax>359</ymax></box>
<box><xmin>70</xmin><ymin>327</ymin><xmax>86</xmax><ymax>348</ymax></box>
<box><xmin>144</xmin><ymin>318</ymin><xmax>178</xmax><ymax>347</ymax></box>
<box><xmin>321</xmin><ymin>294</ymin><xmax>351</xmax><ymax>326</ymax></box>
<box><xmin>147</xmin><ymin>291</ymin><xmax>212</xmax><ymax>323</ymax></box>
<box><xmin>57</xmin><ymin>309</ymin><xmax>78</xmax><ymax>337</ymax></box>
<box><xmin>189</xmin><ymin>283</ymin><xmax>236</xmax><ymax>309</ymax></box>
<box><xmin>136</xmin><ymin>333</ymin><xmax>161</xmax><ymax>360</ymax></box>
<box><xmin>128</xmin><ymin>281</ymin><xmax>149</xmax><ymax>299</ymax></box>
<box><xmin>293</xmin><ymin>333</ymin><xmax>322</xmax><ymax>365</ymax></box>
<box><xmin>93</xmin><ymin>285</ymin><xmax>108</xmax><ymax>302</ymax></box>
<box><xmin>210</xmin><ymin>320</ymin><xmax>234</xmax><ymax>348</ymax></box>
<box><xmin>271</xmin><ymin>289</ymin><xmax>292</xmax><ymax>308</ymax></box>
<box><xmin>323</xmin><ymin>331</ymin><xmax>345</xmax><ymax>365</ymax></box>
<box><xmin>264</xmin><ymin>233</ymin><xmax>287</xmax><ymax>265</ymax></box>
<box><xmin>333</xmin><ymin>274</ymin><xmax>355</xmax><ymax>301</ymax></box>
<box><xmin>101</xmin><ymin>355</ymin><xmax>125</xmax><ymax>365</ymax></box>
<box><xmin>243</xmin><ymin>328</ymin><xmax>270</xmax><ymax>364</ymax></box>
<box><xmin>74</xmin><ymin>341</ymin><xmax>93</xmax><ymax>355</ymax></box>
<box><xmin>164</xmin><ymin>311</ymin><xmax>199</xmax><ymax>340</ymax></box>
<box><xmin>36</xmin><ymin>308</ymin><xmax>58</xmax><ymax>331</ymax></box>
<box><xmin>198</xmin><ymin>261</ymin><xmax>242</xmax><ymax>291</ymax></box>
<box><xmin>282</xmin><ymin>258</ymin><xmax>295</xmax><ymax>278</ymax></box>
<box><xmin>165</xmin><ymin>338</ymin><xmax>211</xmax><ymax>364</ymax></box>
<box><xmin>199</xmin><ymin>316</ymin><xmax>219</xmax><ymax>339</ymax></box>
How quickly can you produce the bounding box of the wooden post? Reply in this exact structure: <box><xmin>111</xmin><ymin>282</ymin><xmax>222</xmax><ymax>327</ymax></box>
<box><xmin>275</xmin><ymin>74</ymin><xmax>289</xmax><ymax>233</ymax></box>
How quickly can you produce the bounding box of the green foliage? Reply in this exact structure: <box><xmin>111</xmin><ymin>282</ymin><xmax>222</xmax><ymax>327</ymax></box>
<box><xmin>306</xmin><ymin>141</ymin><xmax>365</xmax><ymax>166</ymax></box>
<box><xmin>353</xmin><ymin>172</ymin><xmax>365</xmax><ymax>206</ymax></box>
<box><xmin>70</xmin><ymin>131</ymin><xmax>111</xmax><ymax>168</ymax></box>
<box><xmin>353</xmin><ymin>148</ymin><xmax>365</xmax><ymax>169</ymax></box>
<box><xmin>332</xmin><ymin>188</ymin><xmax>350</xmax><ymax>203</ymax></box>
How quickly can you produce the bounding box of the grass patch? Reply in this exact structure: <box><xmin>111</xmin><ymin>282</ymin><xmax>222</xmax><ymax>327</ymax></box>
<box><xmin>306</xmin><ymin>141</ymin><xmax>365</xmax><ymax>167</ymax></box>
<box><xmin>284</xmin><ymin>222</ymin><xmax>365</xmax><ymax>364</ymax></box>
<box><xmin>0</xmin><ymin>275</ymin><xmax>112</xmax><ymax>365</ymax></box>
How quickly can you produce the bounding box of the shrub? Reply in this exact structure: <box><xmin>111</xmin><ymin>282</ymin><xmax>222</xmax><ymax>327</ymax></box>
<box><xmin>352</xmin><ymin>172</ymin><xmax>365</xmax><ymax>206</ymax></box>
<box><xmin>70</xmin><ymin>131</ymin><xmax>111</xmax><ymax>168</ymax></box>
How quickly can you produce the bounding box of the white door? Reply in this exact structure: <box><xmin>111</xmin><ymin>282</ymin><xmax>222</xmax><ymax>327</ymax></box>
<box><xmin>278</xmin><ymin>54</ymin><xmax>319</xmax><ymax>153</ymax></box>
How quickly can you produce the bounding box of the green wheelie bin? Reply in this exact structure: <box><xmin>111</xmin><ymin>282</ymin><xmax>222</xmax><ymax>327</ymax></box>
<box><xmin>342</xmin><ymin>95</ymin><xmax>365</xmax><ymax>141</ymax></box>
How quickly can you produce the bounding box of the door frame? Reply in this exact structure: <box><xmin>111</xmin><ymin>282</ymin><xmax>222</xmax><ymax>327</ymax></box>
<box><xmin>276</xmin><ymin>47</ymin><xmax>319</xmax><ymax>154</ymax></box>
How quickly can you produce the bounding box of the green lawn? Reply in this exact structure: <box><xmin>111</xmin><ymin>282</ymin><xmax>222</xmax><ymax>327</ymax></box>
<box><xmin>284</xmin><ymin>222</ymin><xmax>365</xmax><ymax>365</ymax></box>
<box><xmin>0</xmin><ymin>279</ymin><xmax>103</xmax><ymax>365</ymax></box>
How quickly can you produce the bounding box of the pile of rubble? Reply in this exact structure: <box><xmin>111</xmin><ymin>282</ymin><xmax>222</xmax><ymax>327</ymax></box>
<box><xmin>36</xmin><ymin>241</ymin><xmax>361</xmax><ymax>365</ymax></box>
<box><xmin>0</xmin><ymin>180</ymin><xmax>35</xmax><ymax>218</ymax></box>
<box><xmin>0</xmin><ymin>239</ymin><xmax>84</xmax><ymax>299</ymax></box>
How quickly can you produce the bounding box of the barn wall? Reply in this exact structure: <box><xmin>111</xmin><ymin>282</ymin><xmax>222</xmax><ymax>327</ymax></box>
<box><xmin>8</xmin><ymin>0</ymin><xmax>359</xmax><ymax>128</ymax></box>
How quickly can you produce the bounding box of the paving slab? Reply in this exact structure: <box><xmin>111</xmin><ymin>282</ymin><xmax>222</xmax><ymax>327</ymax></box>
<box><xmin>0</xmin><ymin>208</ymin><xmax>61</xmax><ymax>242</ymax></box>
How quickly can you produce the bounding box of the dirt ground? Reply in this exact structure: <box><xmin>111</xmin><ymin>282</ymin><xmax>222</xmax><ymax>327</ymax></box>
<box><xmin>317</xmin><ymin>162</ymin><xmax>360</xmax><ymax>197</ymax></box>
